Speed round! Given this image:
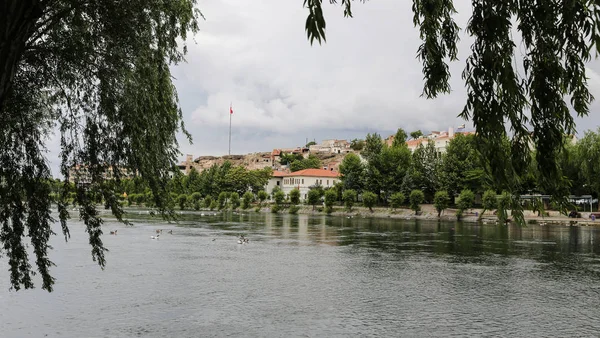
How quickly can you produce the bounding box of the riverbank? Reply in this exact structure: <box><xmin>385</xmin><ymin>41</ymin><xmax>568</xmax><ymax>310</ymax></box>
<box><xmin>255</xmin><ymin>204</ymin><xmax>599</xmax><ymax>226</ymax></box>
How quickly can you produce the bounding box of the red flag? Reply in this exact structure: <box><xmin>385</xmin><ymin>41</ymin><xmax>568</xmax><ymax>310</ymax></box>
<box><xmin>230</xmin><ymin>104</ymin><xmax>233</xmax><ymax>115</ymax></box>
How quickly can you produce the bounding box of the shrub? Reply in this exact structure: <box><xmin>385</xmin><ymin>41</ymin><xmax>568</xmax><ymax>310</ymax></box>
<box><xmin>203</xmin><ymin>195</ymin><xmax>213</xmax><ymax>209</ymax></box>
<box><xmin>288</xmin><ymin>205</ymin><xmax>300</xmax><ymax>214</ymax></box>
<box><xmin>289</xmin><ymin>188</ymin><xmax>301</xmax><ymax>205</ymax></box>
<box><xmin>177</xmin><ymin>194</ymin><xmax>188</xmax><ymax>210</ymax></box>
<box><xmin>409</xmin><ymin>190</ymin><xmax>424</xmax><ymax>214</ymax></box>
<box><xmin>241</xmin><ymin>191</ymin><xmax>254</xmax><ymax>210</ymax></box>
<box><xmin>481</xmin><ymin>190</ymin><xmax>497</xmax><ymax>217</ymax></box>
<box><xmin>274</xmin><ymin>190</ymin><xmax>285</xmax><ymax>205</ymax></box>
<box><xmin>257</xmin><ymin>190</ymin><xmax>268</xmax><ymax>206</ymax></box>
<box><xmin>433</xmin><ymin>191</ymin><xmax>450</xmax><ymax>217</ymax></box>
<box><xmin>307</xmin><ymin>189</ymin><xmax>322</xmax><ymax>210</ymax></box>
<box><xmin>457</xmin><ymin>189</ymin><xmax>475</xmax><ymax>211</ymax></box>
<box><xmin>390</xmin><ymin>192</ymin><xmax>405</xmax><ymax>210</ymax></box>
<box><xmin>230</xmin><ymin>192</ymin><xmax>240</xmax><ymax>210</ymax></box>
<box><xmin>217</xmin><ymin>192</ymin><xmax>228</xmax><ymax>210</ymax></box>
<box><xmin>324</xmin><ymin>189</ymin><xmax>337</xmax><ymax>209</ymax></box>
<box><xmin>456</xmin><ymin>189</ymin><xmax>475</xmax><ymax>220</ymax></box>
<box><xmin>342</xmin><ymin>190</ymin><xmax>357</xmax><ymax>211</ymax></box>
<box><xmin>361</xmin><ymin>191</ymin><xmax>377</xmax><ymax>212</ymax></box>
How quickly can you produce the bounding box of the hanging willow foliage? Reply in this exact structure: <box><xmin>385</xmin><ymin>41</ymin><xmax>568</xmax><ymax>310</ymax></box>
<box><xmin>0</xmin><ymin>0</ymin><xmax>200</xmax><ymax>291</ymax></box>
<box><xmin>305</xmin><ymin>0</ymin><xmax>599</xmax><ymax>211</ymax></box>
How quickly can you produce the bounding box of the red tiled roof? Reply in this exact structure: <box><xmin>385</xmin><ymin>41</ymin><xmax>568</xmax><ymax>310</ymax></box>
<box><xmin>285</xmin><ymin>168</ymin><xmax>340</xmax><ymax>178</ymax></box>
<box><xmin>272</xmin><ymin>149</ymin><xmax>281</xmax><ymax>156</ymax></box>
<box><xmin>272</xmin><ymin>170</ymin><xmax>287</xmax><ymax>177</ymax></box>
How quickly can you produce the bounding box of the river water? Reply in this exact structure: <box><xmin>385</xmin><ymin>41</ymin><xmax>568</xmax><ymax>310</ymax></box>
<box><xmin>1</xmin><ymin>209</ymin><xmax>600</xmax><ymax>337</ymax></box>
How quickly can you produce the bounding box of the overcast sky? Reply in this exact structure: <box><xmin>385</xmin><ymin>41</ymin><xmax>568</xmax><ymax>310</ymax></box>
<box><xmin>46</xmin><ymin>0</ymin><xmax>600</xmax><ymax>176</ymax></box>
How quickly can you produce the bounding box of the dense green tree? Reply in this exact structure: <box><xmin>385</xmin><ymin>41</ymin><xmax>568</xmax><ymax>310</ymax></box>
<box><xmin>289</xmin><ymin>188</ymin><xmax>301</xmax><ymax>205</ymax></box>
<box><xmin>339</xmin><ymin>153</ymin><xmax>365</xmax><ymax>193</ymax></box>
<box><xmin>409</xmin><ymin>190</ymin><xmax>424</xmax><ymax>214</ymax></box>
<box><xmin>405</xmin><ymin>140</ymin><xmax>441</xmax><ymax>201</ymax></box>
<box><xmin>248</xmin><ymin>167</ymin><xmax>273</xmax><ymax>194</ymax></box>
<box><xmin>391</xmin><ymin>128</ymin><xmax>408</xmax><ymax>148</ymax></box>
<box><xmin>577</xmin><ymin>129</ymin><xmax>600</xmax><ymax>200</ymax></box>
<box><xmin>362</xmin><ymin>133</ymin><xmax>384</xmax><ymax>163</ymax></box>
<box><xmin>380</xmin><ymin>143</ymin><xmax>411</xmax><ymax>200</ymax></box>
<box><xmin>361</xmin><ymin>191</ymin><xmax>377</xmax><ymax>212</ymax></box>
<box><xmin>290</xmin><ymin>154</ymin><xmax>322</xmax><ymax>172</ymax></box>
<box><xmin>168</xmin><ymin>170</ymin><xmax>187</xmax><ymax>196</ymax></box>
<box><xmin>410</xmin><ymin>130</ymin><xmax>423</xmax><ymax>140</ymax></box>
<box><xmin>279</xmin><ymin>153</ymin><xmax>304</xmax><ymax>166</ymax></box>
<box><xmin>433</xmin><ymin>191</ymin><xmax>450</xmax><ymax>217</ymax></box>
<box><xmin>184</xmin><ymin>167</ymin><xmax>202</xmax><ymax>194</ymax></box>
<box><xmin>306</xmin><ymin>141</ymin><xmax>317</xmax><ymax>147</ymax></box>
<box><xmin>350</xmin><ymin>139</ymin><xmax>365</xmax><ymax>151</ymax></box>
<box><xmin>440</xmin><ymin>134</ymin><xmax>484</xmax><ymax>199</ymax></box>
<box><xmin>362</xmin><ymin>133</ymin><xmax>385</xmax><ymax>198</ymax></box>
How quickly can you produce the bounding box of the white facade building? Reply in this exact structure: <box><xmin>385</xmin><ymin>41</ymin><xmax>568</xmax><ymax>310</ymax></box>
<box><xmin>275</xmin><ymin>168</ymin><xmax>341</xmax><ymax>200</ymax></box>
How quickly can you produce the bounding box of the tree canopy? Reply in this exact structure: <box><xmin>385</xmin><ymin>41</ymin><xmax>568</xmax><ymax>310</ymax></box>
<box><xmin>1</xmin><ymin>0</ymin><xmax>199</xmax><ymax>291</ymax></box>
<box><xmin>304</xmin><ymin>0</ymin><xmax>599</xmax><ymax>208</ymax></box>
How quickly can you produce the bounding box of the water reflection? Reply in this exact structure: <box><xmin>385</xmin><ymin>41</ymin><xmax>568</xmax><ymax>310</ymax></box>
<box><xmin>170</xmin><ymin>211</ymin><xmax>600</xmax><ymax>259</ymax></box>
<box><xmin>1</xmin><ymin>209</ymin><xmax>599</xmax><ymax>337</ymax></box>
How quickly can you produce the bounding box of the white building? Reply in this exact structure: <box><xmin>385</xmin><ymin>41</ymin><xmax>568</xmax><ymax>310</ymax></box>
<box><xmin>280</xmin><ymin>168</ymin><xmax>340</xmax><ymax>200</ymax></box>
<box><xmin>265</xmin><ymin>170</ymin><xmax>287</xmax><ymax>195</ymax></box>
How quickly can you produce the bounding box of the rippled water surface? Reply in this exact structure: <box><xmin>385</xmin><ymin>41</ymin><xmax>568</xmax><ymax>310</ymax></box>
<box><xmin>1</xmin><ymin>209</ymin><xmax>600</xmax><ymax>337</ymax></box>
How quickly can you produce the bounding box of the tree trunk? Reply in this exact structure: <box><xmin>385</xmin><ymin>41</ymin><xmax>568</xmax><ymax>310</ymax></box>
<box><xmin>0</xmin><ymin>0</ymin><xmax>44</xmax><ymax>110</ymax></box>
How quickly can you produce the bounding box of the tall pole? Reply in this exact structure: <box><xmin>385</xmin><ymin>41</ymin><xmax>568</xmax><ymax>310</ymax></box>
<box><xmin>228</xmin><ymin>103</ymin><xmax>232</xmax><ymax>156</ymax></box>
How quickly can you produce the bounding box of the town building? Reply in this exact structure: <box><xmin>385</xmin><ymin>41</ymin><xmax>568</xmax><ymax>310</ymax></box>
<box><xmin>386</xmin><ymin>126</ymin><xmax>475</xmax><ymax>154</ymax></box>
<box><xmin>68</xmin><ymin>164</ymin><xmax>134</xmax><ymax>184</ymax></box>
<box><xmin>265</xmin><ymin>170</ymin><xmax>287</xmax><ymax>196</ymax></box>
<box><xmin>309</xmin><ymin>139</ymin><xmax>352</xmax><ymax>154</ymax></box>
<box><xmin>278</xmin><ymin>168</ymin><xmax>340</xmax><ymax>200</ymax></box>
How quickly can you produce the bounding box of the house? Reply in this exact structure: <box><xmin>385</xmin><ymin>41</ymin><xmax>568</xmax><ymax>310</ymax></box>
<box><xmin>280</xmin><ymin>168</ymin><xmax>340</xmax><ymax>200</ymax></box>
<box><xmin>265</xmin><ymin>170</ymin><xmax>287</xmax><ymax>195</ymax></box>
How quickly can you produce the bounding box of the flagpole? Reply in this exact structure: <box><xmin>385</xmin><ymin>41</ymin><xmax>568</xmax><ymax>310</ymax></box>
<box><xmin>228</xmin><ymin>103</ymin><xmax>232</xmax><ymax>156</ymax></box>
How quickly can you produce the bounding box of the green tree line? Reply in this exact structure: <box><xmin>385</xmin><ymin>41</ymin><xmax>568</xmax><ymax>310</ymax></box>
<box><xmin>338</xmin><ymin>128</ymin><xmax>600</xmax><ymax>219</ymax></box>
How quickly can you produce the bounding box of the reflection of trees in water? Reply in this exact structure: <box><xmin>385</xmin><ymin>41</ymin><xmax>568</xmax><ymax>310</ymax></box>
<box><xmin>124</xmin><ymin>209</ymin><xmax>600</xmax><ymax>259</ymax></box>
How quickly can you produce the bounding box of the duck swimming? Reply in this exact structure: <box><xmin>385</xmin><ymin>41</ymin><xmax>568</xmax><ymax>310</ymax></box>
<box><xmin>151</xmin><ymin>235</ymin><xmax>160</xmax><ymax>240</ymax></box>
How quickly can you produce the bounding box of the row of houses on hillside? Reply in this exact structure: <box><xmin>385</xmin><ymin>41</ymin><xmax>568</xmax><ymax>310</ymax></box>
<box><xmin>308</xmin><ymin>139</ymin><xmax>352</xmax><ymax>154</ymax></box>
<box><xmin>385</xmin><ymin>126</ymin><xmax>475</xmax><ymax>155</ymax></box>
